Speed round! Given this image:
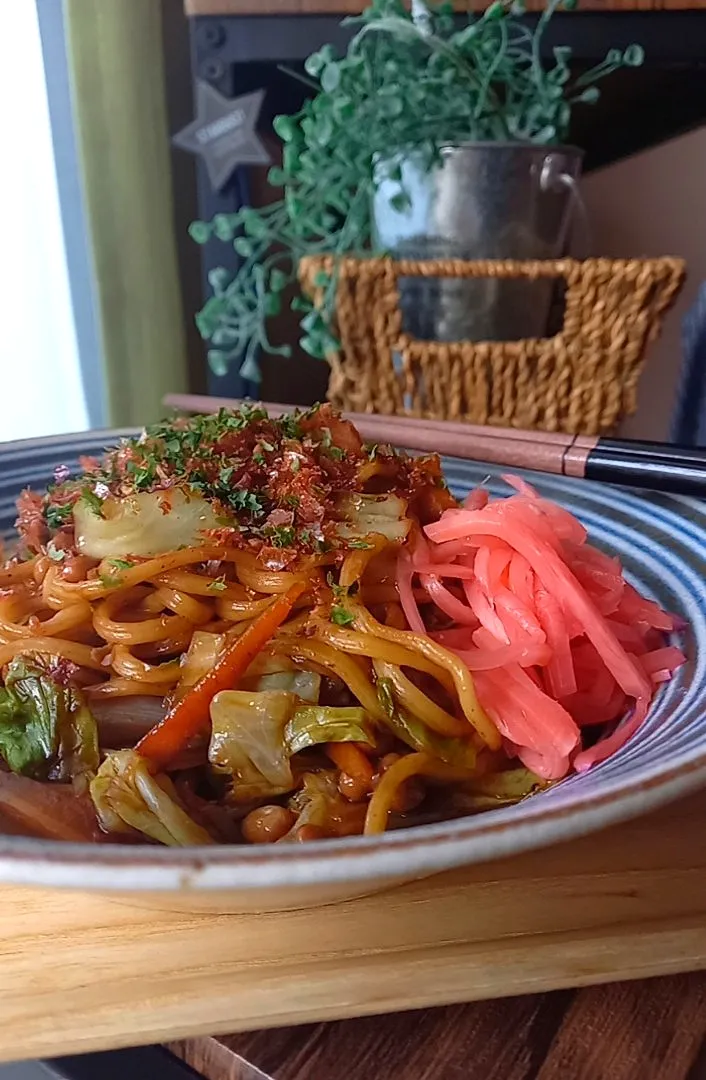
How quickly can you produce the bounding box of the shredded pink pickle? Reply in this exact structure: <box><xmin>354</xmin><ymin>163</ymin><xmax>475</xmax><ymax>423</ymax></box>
<box><xmin>401</xmin><ymin>476</ymin><xmax>686</xmax><ymax>779</ymax></box>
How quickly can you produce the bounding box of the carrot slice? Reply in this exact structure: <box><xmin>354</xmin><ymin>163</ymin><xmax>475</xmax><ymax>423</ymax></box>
<box><xmin>136</xmin><ymin>581</ymin><xmax>306</xmax><ymax>769</ymax></box>
<box><xmin>326</xmin><ymin>743</ymin><xmax>375</xmax><ymax>786</ymax></box>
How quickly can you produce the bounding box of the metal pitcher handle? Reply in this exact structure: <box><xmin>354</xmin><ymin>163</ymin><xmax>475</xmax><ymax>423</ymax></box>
<box><xmin>540</xmin><ymin>152</ymin><xmax>591</xmax><ymax>258</ymax></box>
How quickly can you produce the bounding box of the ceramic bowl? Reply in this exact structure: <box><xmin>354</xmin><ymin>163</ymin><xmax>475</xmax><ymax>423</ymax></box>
<box><xmin>0</xmin><ymin>429</ymin><xmax>704</xmax><ymax>913</ymax></box>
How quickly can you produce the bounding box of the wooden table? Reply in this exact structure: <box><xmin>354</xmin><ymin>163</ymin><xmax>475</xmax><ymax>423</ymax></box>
<box><xmin>170</xmin><ymin>974</ymin><xmax>706</xmax><ymax>1079</ymax></box>
<box><xmin>162</xmin><ymin>787</ymin><xmax>706</xmax><ymax>1080</ymax></box>
<box><xmin>159</xmin><ymin>786</ymin><xmax>706</xmax><ymax>1080</ymax></box>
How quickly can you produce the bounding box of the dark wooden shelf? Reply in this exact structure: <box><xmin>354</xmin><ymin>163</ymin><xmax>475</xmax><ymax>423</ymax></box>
<box><xmin>186</xmin><ymin>0</ymin><xmax>706</xmax><ymax>13</ymax></box>
<box><xmin>188</xmin><ymin>11</ymin><xmax>706</xmax><ymax>173</ymax></box>
<box><xmin>181</xmin><ymin>3</ymin><xmax>706</xmax><ymax>399</ymax></box>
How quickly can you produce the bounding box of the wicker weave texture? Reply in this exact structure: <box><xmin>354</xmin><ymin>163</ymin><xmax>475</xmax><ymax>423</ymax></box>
<box><xmin>300</xmin><ymin>256</ymin><xmax>685</xmax><ymax>436</ymax></box>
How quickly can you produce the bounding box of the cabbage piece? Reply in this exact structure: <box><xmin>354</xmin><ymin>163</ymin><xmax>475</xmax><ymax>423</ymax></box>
<box><xmin>209</xmin><ymin>689</ymin><xmax>298</xmax><ymax>802</ymax></box>
<box><xmin>281</xmin><ymin>770</ymin><xmax>367</xmax><ymax>840</ymax></box>
<box><xmin>376</xmin><ymin>677</ymin><xmax>477</xmax><ymax>770</ymax></box>
<box><xmin>176</xmin><ymin>636</ymin><xmax>321</xmax><ymax>705</ymax></box>
<box><xmin>0</xmin><ymin>657</ymin><xmax>99</xmax><ymax>781</ymax></box>
<box><xmin>253</xmin><ymin>670</ymin><xmax>321</xmax><ymax>703</ymax></box>
<box><xmin>172</xmin><ymin>630</ymin><xmax>226</xmax><ymax>704</ymax></box>
<box><xmin>286</xmin><ymin>771</ymin><xmax>339</xmax><ymax>834</ymax></box>
<box><xmin>284</xmin><ymin>706</ymin><xmax>374</xmax><ymax>756</ymax></box>
<box><xmin>451</xmin><ymin>768</ymin><xmax>543</xmax><ymax>811</ymax></box>
<box><xmin>90</xmin><ymin>749</ymin><xmax>214</xmax><ymax>845</ymax></box>
<box><xmin>241</xmin><ymin>652</ymin><xmax>300</xmax><ymax>681</ymax></box>
<box><xmin>74</xmin><ymin>488</ymin><xmax>223</xmax><ymax>558</ymax></box>
<box><xmin>336</xmin><ymin>493</ymin><xmax>410</xmax><ymax>543</ymax></box>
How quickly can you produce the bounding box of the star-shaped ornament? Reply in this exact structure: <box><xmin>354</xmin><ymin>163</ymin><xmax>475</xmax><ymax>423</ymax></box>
<box><xmin>173</xmin><ymin>81</ymin><xmax>271</xmax><ymax>191</ymax></box>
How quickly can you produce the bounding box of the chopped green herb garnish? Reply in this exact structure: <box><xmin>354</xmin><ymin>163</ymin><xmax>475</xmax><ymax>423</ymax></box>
<box><xmin>266</xmin><ymin>525</ymin><xmax>296</xmax><ymax>548</ymax></box>
<box><xmin>229</xmin><ymin>489</ymin><xmax>264</xmax><ymax>515</ymax></box>
<box><xmin>279</xmin><ymin>414</ymin><xmax>302</xmax><ymax>440</ymax></box>
<box><xmin>326</xmin><ymin>573</ymin><xmax>358</xmax><ymax>602</ymax></box>
<box><xmin>47</xmin><ymin>544</ymin><xmax>66</xmax><ymax>563</ymax></box>
<box><xmin>207</xmin><ymin>577</ymin><xmax>228</xmax><ymax>592</ymax></box>
<box><xmin>80</xmin><ymin>490</ymin><xmax>105</xmax><ymax>518</ymax></box>
<box><xmin>321</xmin><ymin>425</ymin><xmax>347</xmax><ymax>455</ymax></box>
<box><xmin>188</xmin><ymin>470</ymin><xmax>209</xmax><ymax>494</ymax></box>
<box><xmin>98</xmin><ymin>558</ymin><xmax>134</xmax><ymax>588</ymax></box>
<box><xmin>326</xmin><ymin>570</ymin><xmax>342</xmax><ymax>596</ymax></box>
<box><xmin>31</xmin><ymin>404</ymin><xmax>439</xmax><ymax>565</ymax></box>
<box><xmin>126</xmin><ymin>459</ymin><xmax>157</xmax><ymax>491</ymax></box>
<box><xmin>331</xmin><ymin>605</ymin><xmax>355</xmax><ymax>627</ymax></box>
<box><xmin>98</xmin><ymin>573</ymin><xmax>121</xmax><ymax>588</ymax></box>
<box><xmin>45</xmin><ymin>503</ymin><xmax>72</xmax><ymax>530</ymax></box>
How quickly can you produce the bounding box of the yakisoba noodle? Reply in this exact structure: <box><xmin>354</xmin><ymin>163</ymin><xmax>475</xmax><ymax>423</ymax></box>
<box><xmin>0</xmin><ymin>404</ymin><xmax>686</xmax><ymax>845</ymax></box>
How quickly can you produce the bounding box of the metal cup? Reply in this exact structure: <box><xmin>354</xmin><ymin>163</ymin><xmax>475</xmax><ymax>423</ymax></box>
<box><xmin>372</xmin><ymin>142</ymin><xmax>584</xmax><ymax>344</ymax></box>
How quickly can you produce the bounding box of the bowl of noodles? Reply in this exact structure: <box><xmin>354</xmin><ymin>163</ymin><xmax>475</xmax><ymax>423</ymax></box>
<box><xmin>0</xmin><ymin>404</ymin><xmax>702</xmax><ymax>912</ymax></box>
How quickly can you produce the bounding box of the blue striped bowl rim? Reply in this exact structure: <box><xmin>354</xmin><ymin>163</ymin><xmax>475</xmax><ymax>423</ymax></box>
<box><xmin>0</xmin><ymin>427</ymin><xmax>703</xmax><ymax>894</ymax></box>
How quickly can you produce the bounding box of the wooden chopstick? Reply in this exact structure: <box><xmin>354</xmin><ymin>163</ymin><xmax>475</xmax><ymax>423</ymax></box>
<box><xmin>163</xmin><ymin>394</ymin><xmax>571</xmax><ymax>446</ymax></box>
<box><xmin>163</xmin><ymin>393</ymin><xmax>579</xmax><ymax>476</ymax></box>
<box><xmin>161</xmin><ymin>393</ymin><xmax>706</xmax><ymax>496</ymax></box>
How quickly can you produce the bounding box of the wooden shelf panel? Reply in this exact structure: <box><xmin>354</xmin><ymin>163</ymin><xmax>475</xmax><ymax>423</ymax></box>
<box><xmin>185</xmin><ymin>1</ymin><xmax>706</xmax><ymax>14</ymax></box>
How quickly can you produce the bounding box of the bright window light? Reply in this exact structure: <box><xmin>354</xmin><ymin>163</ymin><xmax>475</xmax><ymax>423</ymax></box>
<box><xmin>0</xmin><ymin>0</ymin><xmax>88</xmax><ymax>441</ymax></box>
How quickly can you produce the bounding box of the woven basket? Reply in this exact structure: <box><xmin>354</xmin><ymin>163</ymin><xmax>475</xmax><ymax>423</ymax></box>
<box><xmin>299</xmin><ymin>255</ymin><xmax>685</xmax><ymax>436</ymax></box>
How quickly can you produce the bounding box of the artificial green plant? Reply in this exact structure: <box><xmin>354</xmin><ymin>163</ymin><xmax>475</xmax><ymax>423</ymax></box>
<box><xmin>190</xmin><ymin>0</ymin><xmax>643</xmax><ymax>380</ymax></box>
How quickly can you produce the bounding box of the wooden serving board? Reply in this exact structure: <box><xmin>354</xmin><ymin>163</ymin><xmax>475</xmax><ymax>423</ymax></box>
<box><xmin>2</xmin><ymin>789</ymin><xmax>706</xmax><ymax>1064</ymax></box>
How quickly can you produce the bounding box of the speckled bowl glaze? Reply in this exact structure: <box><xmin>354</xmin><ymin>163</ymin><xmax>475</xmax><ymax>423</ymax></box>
<box><xmin>0</xmin><ymin>428</ymin><xmax>704</xmax><ymax>913</ymax></box>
